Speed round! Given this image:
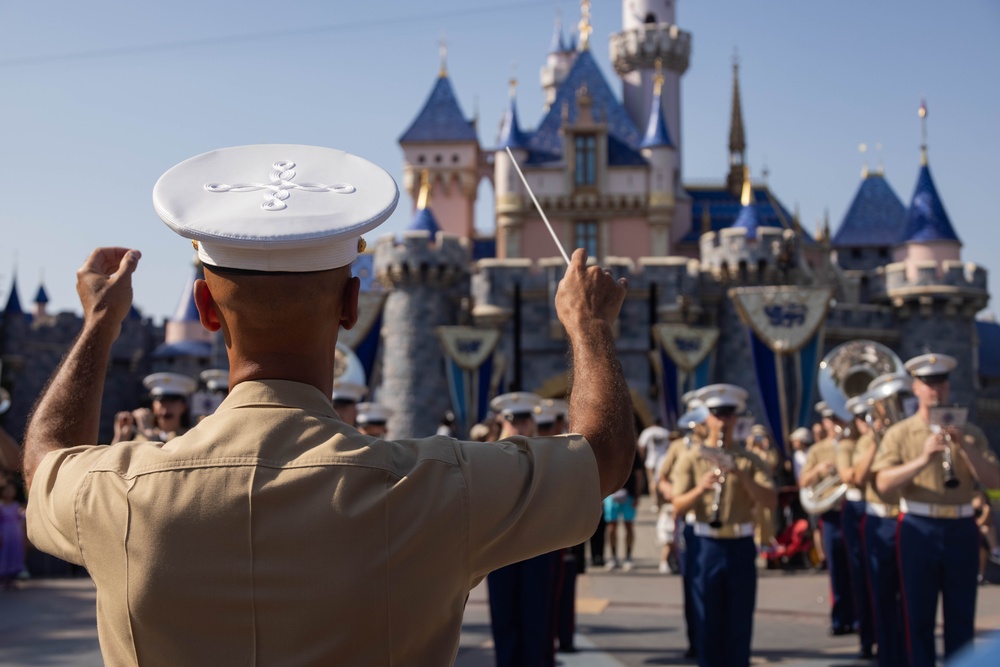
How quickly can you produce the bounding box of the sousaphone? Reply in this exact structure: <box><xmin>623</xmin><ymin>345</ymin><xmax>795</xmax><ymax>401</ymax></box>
<box><xmin>801</xmin><ymin>340</ymin><xmax>904</xmax><ymax>514</ymax></box>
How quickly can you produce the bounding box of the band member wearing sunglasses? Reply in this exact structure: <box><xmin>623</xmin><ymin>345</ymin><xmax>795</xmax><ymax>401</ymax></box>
<box><xmin>672</xmin><ymin>384</ymin><xmax>776</xmax><ymax>667</ymax></box>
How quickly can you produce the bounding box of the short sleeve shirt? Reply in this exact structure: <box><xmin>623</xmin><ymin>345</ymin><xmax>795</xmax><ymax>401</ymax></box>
<box><xmin>671</xmin><ymin>445</ymin><xmax>774</xmax><ymax>525</ymax></box>
<box><xmin>871</xmin><ymin>413</ymin><xmax>997</xmax><ymax>505</ymax></box>
<box><xmin>835</xmin><ymin>436</ymin><xmax>860</xmax><ymax>490</ymax></box>
<box><xmin>27</xmin><ymin>380</ymin><xmax>600</xmax><ymax>666</ymax></box>
<box><xmin>802</xmin><ymin>438</ymin><xmax>837</xmax><ymax>483</ymax></box>
<box><xmin>855</xmin><ymin>432</ymin><xmax>900</xmax><ymax>505</ymax></box>
<box><xmin>658</xmin><ymin>436</ymin><xmax>698</xmax><ymax>482</ymax></box>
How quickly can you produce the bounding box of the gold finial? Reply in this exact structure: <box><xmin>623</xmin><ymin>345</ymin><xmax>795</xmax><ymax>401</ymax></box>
<box><xmin>919</xmin><ymin>99</ymin><xmax>928</xmax><ymax>166</ymax></box>
<box><xmin>578</xmin><ymin>0</ymin><xmax>592</xmax><ymax>51</ymax></box>
<box><xmin>815</xmin><ymin>220</ymin><xmax>824</xmax><ymax>242</ymax></box>
<box><xmin>416</xmin><ymin>169</ymin><xmax>431</xmax><ymax>210</ymax></box>
<box><xmin>653</xmin><ymin>57</ymin><xmax>664</xmax><ymax>96</ymax></box>
<box><xmin>876</xmin><ymin>142</ymin><xmax>884</xmax><ymax>175</ymax></box>
<box><xmin>859</xmin><ymin>143</ymin><xmax>869</xmax><ymax>178</ymax></box>
<box><xmin>740</xmin><ymin>165</ymin><xmax>752</xmax><ymax>207</ymax></box>
<box><xmin>509</xmin><ymin>62</ymin><xmax>518</xmax><ymax>99</ymax></box>
<box><xmin>439</xmin><ymin>32</ymin><xmax>448</xmax><ymax>78</ymax></box>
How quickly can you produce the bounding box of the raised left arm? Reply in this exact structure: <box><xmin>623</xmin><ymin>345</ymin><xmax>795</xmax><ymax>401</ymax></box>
<box><xmin>23</xmin><ymin>247</ymin><xmax>140</xmax><ymax>492</ymax></box>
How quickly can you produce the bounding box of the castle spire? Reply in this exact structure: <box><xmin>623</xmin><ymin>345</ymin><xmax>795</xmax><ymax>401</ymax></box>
<box><xmin>727</xmin><ymin>52</ymin><xmax>747</xmax><ymax>197</ymax></box>
<box><xmin>3</xmin><ymin>274</ymin><xmax>22</xmax><ymax>316</ymax></box>
<box><xmin>549</xmin><ymin>9</ymin><xmax>566</xmax><ymax>53</ymax></box>
<box><xmin>860</xmin><ymin>143</ymin><xmax>870</xmax><ymax>178</ymax></box>
<box><xmin>919</xmin><ymin>99</ymin><xmax>928</xmax><ymax>166</ymax></box>
<box><xmin>439</xmin><ymin>33</ymin><xmax>448</xmax><ymax>78</ymax></box>
<box><xmin>577</xmin><ymin>0</ymin><xmax>592</xmax><ymax>52</ymax></box>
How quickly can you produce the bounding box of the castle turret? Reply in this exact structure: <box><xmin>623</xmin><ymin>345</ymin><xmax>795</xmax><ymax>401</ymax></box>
<box><xmin>831</xmin><ymin>154</ymin><xmax>907</xmax><ymax>272</ymax></box>
<box><xmin>495</xmin><ymin>79</ymin><xmax>530</xmax><ymax>258</ymax></box>
<box><xmin>540</xmin><ymin>13</ymin><xmax>576</xmax><ymax>110</ymax></box>
<box><xmin>610</xmin><ymin>0</ymin><xmax>690</xmax><ymax>164</ymax></box>
<box><xmin>3</xmin><ymin>276</ymin><xmax>22</xmax><ymax>317</ymax></box>
<box><xmin>33</xmin><ymin>283</ymin><xmax>49</xmax><ymax>321</ymax></box>
<box><xmin>153</xmin><ymin>258</ymin><xmax>217</xmax><ymax>376</ymax></box>
<box><xmin>399</xmin><ymin>47</ymin><xmax>481</xmax><ymax>240</ymax></box>
<box><xmin>639</xmin><ymin>58</ymin><xmax>677</xmax><ymax>255</ymax></box>
<box><xmin>374</xmin><ymin>231</ymin><xmax>470</xmax><ymax>438</ymax></box>
<box><xmin>892</xmin><ymin>102</ymin><xmax>962</xmax><ymax>282</ymax></box>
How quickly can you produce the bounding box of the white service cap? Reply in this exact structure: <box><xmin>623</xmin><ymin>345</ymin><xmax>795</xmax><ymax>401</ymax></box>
<box><xmin>789</xmin><ymin>427</ymin><xmax>814</xmax><ymax>444</ymax></box>
<box><xmin>143</xmin><ymin>372</ymin><xmax>197</xmax><ymax>398</ymax></box>
<box><xmin>356</xmin><ymin>402</ymin><xmax>394</xmax><ymax>426</ymax></box>
<box><xmin>814</xmin><ymin>401</ymin><xmax>835</xmax><ymax>418</ymax></box>
<box><xmin>695</xmin><ymin>384</ymin><xmax>748</xmax><ymax>411</ymax></box>
<box><xmin>844</xmin><ymin>395</ymin><xmax>869</xmax><ymax>416</ymax></box>
<box><xmin>153</xmin><ymin>145</ymin><xmax>398</xmax><ymax>272</ymax></box>
<box><xmin>490</xmin><ymin>392</ymin><xmax>542</xmax><ymax>419</ymax></box>
<box><xmin>904</xmin><ymin>353</ymin><xmax>957</xmax><ymax>379</ymax></box>
<box><xmin>199</xmin><ymin>368</ymin><xmax>230</xmax><ymax>392</ymax></box>
<box><xmin>331</xmin><ymin>382</ymin><xmax>367</xmax><ymax>404</ymax></box>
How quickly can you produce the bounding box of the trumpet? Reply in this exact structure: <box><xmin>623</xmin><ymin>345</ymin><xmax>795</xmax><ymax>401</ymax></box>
<box><xmin>929</xmin><ymin>402</ymin><xmax>962</xmax><ymax>489</ymax></box>
<box><xmin>708</xmin><ymin>431</ymin><xmax>727</xmax><ymax>528</ymax></box>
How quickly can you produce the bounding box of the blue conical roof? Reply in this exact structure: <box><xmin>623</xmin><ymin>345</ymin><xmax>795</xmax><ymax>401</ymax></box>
<box><xmin>900</xmin><ymin>164</ymin><xmax>960</xmax><ymax>244</ymax></box>
<box><xmin>4</xmin><ymin>276</ymin><xmax>22</xmax><ymax>315</ymax></box>
<box><xmin>407</xmin><ymin>207</ymin><xmax>441</xmax><ymax>235</ymax></box>
<box><xmin>732</xmin><ymin>202</ymin><xmax>762</xmax><ymax>240</ymax></box>
<box><xmin>549</xmin><ymin>19</ymin><xmax>566</xmax><ymax>53</ymax></box>
<box><xmin>640</xmin><ymin>87</ymin><xmax>674</xmax><ymax>149</ymax></box>
<box><xmin>832</xmin><ymin>173</ymin><xmax>907</xmax><ymax>247</ymax></box>
<box><xmin>34</xmin><ymin>283</ymin><xmax>49</xmax><ymax>304</ymax></box>
<box><xmin>399</xmin><ymin>76</ymin><xmax>477</xmax><ymax>143</ymax></box>
<box><xmin>497</xmin><ymin>91</ymin><xmax>530</xmax><ymax>151</ymax></box>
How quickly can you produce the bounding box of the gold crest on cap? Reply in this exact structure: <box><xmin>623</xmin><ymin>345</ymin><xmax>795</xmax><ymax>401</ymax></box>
<box><xmin>358</xmin><ymin>237</ymin><xmax>367</xmax><ymax>253</ymax></box>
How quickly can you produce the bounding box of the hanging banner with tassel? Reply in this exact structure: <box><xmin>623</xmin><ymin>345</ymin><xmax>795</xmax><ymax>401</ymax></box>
<box><xmin>436</xmin><ymin>326</ymin><xmax>503</xmax><ymax>438</ymax></box>
<box><xmin>652</xmin><ymin>324</ymin><xmax>720</xmax><ymax>427</ymax></box>
<box><xmin>730</xmin><ymin>286</ymin><xmax>833</xmax><ymax>454</ymax></box>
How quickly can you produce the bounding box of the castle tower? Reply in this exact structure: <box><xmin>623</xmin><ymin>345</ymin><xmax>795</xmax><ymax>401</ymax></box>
<box><xmin>892</xmin><ymin>102</ymin><xmax>962</xmax><ymax>281</ymax></box>
<box><xmin>495</xmin><ymin>79</ymin><xmax>530</xmax><ymax>258</ymax></box>
<box><xmin>726</xmin><ymin>58</ymin><xmax>747</xmax><ymax>197</ymax></box>
<box><xmin>610</xmin><ymin>0</ymin><xmax>690</xmax><ymax>165</ymax></box>
<box><xmin>831</xmin><ymin>153</ymin><xmax>907</xmax><ymax>273</ymax></box>
<box><xmin>374</xmin><ymin>230</ymin><xmax>470</xmax><ymax>438</ymax></box>
<box><xmin>540</xmin><ymin>13</ymin><xmax>577</xmax><ymax>110</ymax></box>
<box><xmin>639</xmin><ymin>58</ymin><xmax>677</xmax><ymax>256</ymax></box>
<box><xmin>398</xmin><ymin>47</ymin><xmax>480</xmax><ymax>240</ymax></box>
<box><xmin>3</xmin><ymin>276</ymin><xmax>22</xmax><ymax>317</ymax></box>
<box><xmin>33</xmin><ymin>283</ymin><xmax>50</xmax><ymax>321</ymax></box>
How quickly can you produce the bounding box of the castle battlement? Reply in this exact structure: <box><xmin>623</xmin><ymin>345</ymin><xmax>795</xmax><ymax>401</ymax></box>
<box><xmin>698</xmin><ymin>227</ymin><xmax>794</xmax><ymax>278</ymax></box>
<box><xmin>610</xmin><ymin>22</ymin><xmax>692</xmax><ymax>75</ymax></box>
<box><xmin>865</xmin><ymin>260</ymin><xmax>989</xmax><ymax>316</ymax></box>
<box><xmin>373</xmin><ymin>231</ymin><xmax>469</xmax><ymax>287</ymax></box>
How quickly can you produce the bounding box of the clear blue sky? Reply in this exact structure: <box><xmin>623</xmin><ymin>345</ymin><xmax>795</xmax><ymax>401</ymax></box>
<box><xmin>1</xmin><ymin>1</ymin><xmax>998</xmax><ymax>320</ymax></box>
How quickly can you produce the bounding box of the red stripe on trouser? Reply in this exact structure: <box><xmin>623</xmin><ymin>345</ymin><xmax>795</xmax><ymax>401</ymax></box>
<box><xmin>896</xmin><ymin>513</ymin><xmax>913</xmax><ymax>667</ymax></box>
<box><xmin>860</xmin><ymin>513</ymin><xmax>877</xmax><ymax>636</ymax></box>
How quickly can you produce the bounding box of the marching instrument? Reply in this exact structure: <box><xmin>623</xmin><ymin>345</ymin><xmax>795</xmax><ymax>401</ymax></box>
<box><xmin>801</xmin><ymin>341</ymin><xmax>906</xmax><ymax>514</ymax></box>
<box><xmin>703</xmin><ymin>433</ymin><xmax>734</xmax><ymax>528</ymax></box>
<box><xmin>928</xmin><ymin>404</ymin><xmax>968</xmax><ymax>489</ymax></box>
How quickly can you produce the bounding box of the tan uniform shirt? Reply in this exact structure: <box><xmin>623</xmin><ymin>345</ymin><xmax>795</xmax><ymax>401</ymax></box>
<box><xmin>27</xmin><ymin>380</ymin><xmax>600</xmax><ymax>666</ymax></box>
<box><xmin>658</xmin><ymin>436</ymin><xmax>699</xmax><ymax>484</ymax></box>
<box><xmin>871</xmin><ymin>413</ymin><xmax>997</xmax><ymax>505</ymax></box>
<box><xmin>855</xmin><ymin>432</ymin><xmax>900</xmax><ymax>506</ymax></box>
<box><xmin>835</xmin><ymin>436</ymin><xmax>861</xmax><ymax>490</ymax></box>
<box><xmin>671</xmin><ymin>444</ymin><xmax>774</xmax><ymax>526</ymax></box>
<box><xmin>802</xmin><ymin>437</ymin><xmax>837</xmax><ymax>483</ymax></box>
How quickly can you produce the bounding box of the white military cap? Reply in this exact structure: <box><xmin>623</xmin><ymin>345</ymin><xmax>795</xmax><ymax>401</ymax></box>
<box><xmin>867</xmin><ymin>372</ymin><xmax>912</xmax><ymax>398</ymax></box>
<box><xmin>543</xmin><ymin>398</ymin><xmax>569</xmax><ymax>420</ymax></box>
<box><xmin>905</xmin><ymin>353</ymin><xmax>957</xmax><ymax>380</ymax></box>
<box><xmin>814</xmin><ymin>401</ymin><xmax>835</xmax><ymax>418</ymax></box>
<box><xmin>680</xmin><ymin>390</ymin><xmax>699</xmax><ymax>408</ymax></box>
<box><xmin>534</xmin><ymin>404</ymin><xmax>559</xmax><ymax>426</ymax></box>
<box><xmin>331</xmin><ymin>382</ymin><xmax>367</xmax><ymax>404</ymax></box>
<box><xmin>490</xmin><ymin>392</ymin><xmax>542</xmax><ymax>419</ymax></box>
<box><xmin>143</xmin><ymin>372</ymin><xmax>197</xmax><ymax>398</ymax></box>
<box><xmin>695</xmin><ymin>384</ymin><xmax>748</xmax><ymax>411</ymax></box>
<box><xmin>199</xmin><ymin>369</ymin><xmax>230</xmax><ymax>392</ymax></box>
<box><xmin>153</xmin><ymin>145</ymin><xmax>398</xmax><ymax>272</ymax></box>
<box><xmin>789</xmin><ymin>427</ymin><xmax>814</xmax><ymax>445</ymax></box>
<box><xmin>844</xmin><ymin>395</ymin><xmax>869</xmax><ymax>416</ymax></box>
<box><xmin>677</xmin><ymin>404</ymin><xmax>709</xmax><ymax>429</ymax></box>
<box><xmin>356</xmin><ymin>402</ymin><xmax>394</xmax><ymax>426</ymax></box>
<box><xmin>750</xmin><ymin>424</ymin><xmax>769</xmax><ymax>437</ymax></box>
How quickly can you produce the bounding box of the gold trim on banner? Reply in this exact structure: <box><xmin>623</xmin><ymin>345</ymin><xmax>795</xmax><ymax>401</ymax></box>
<box><xmin>339</xmin><ymin>292</ymin><xmax>387</xmax><ymax>350</ymax></box>
<box><xmin>653</xmin><ymin>324</ymin><xmax>720</xmax><ymax>373</ymax></box>
<box><xmin>729</xmin><ymin>287</ymin><xmax>833</xmax><ymax>353</ymax></box>
<box><xmin>436</xmin><ymin>327</ymin><xmax>502</xmax><ymax>371</ymax></box>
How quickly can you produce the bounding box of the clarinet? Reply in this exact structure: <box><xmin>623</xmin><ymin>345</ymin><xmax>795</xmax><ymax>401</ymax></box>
<box><xmin>709</xmin><ymin>431</ymin><xmax>726</xmax><ymax>528</ymax></box>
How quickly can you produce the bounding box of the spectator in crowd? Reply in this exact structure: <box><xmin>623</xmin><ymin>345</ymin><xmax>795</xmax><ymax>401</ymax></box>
<box><xmin>604</xmin><ymin>451</ymin><xmax>644</xmax><ymax>571</ymax></box>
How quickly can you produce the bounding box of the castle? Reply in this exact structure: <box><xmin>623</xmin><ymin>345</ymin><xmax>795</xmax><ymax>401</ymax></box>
<box><xmin>2</xmin><ymin>0</ymin><xmax>998</xmax><ymax>451</ymax></box>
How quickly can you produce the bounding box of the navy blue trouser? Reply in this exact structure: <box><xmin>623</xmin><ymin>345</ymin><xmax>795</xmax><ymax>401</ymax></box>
<box><xmin>680</xmin><ymin>522</ymin><xmax>701</xmax><ymax>653</ymax></box>
<box><xmin>865</xmin><ymin>513</ymin><xmax>905</xmax><ymax>667</ymax></box>
<box><xmin>487</xmin><ymin>550</ymin><xmax>561</xmax><ymax>667</ymax></box>
<box><xmin>820</xmin><ymin>509</ymin><xmax>855</xmax><ymax>631</ymax></box>
<box><xmin>841</xmin><ymin>500</ymin><xmax>874</xmax><ymax>651</ymax></box>
<box><xmin>692</xmin><ymin>535</ymin><xmax>756</xmax><ymax>667</ymax></box>
<box><xmin>555</xmin><ymin>551</ymin><xmax>577</xmax><ymax>650</ymax></box>
<box><xmin>898</xmin><ymin>513</ymin><xmax>978</xmax><ymax>667</ymax></box>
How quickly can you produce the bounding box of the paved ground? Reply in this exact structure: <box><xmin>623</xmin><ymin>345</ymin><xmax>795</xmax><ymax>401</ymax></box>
<box><xmin>2</xmin><ymin>500</ymin><xmax>999</xmax><ymax>665</ymax></box>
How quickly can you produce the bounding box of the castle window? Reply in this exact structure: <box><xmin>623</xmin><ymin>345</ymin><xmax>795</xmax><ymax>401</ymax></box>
<box><xmin>878</xmin><ymin>247</ymin><xmax>889</xmax><ymax>259</ymax></box>
<box><xmin>851</xmin><ymin>248</ymin><xmax>862</xmax><ymax>260</ymax></box>
<box><xmin>417</xmin><ymin>155</ymin><xmax>425</xmax><ymax>164</ymax></box>
<box><xmin>575</xmin><ymin>221</ymin><xmax>599</xmax><ymax>257</ymax></box>
<box><xmin>434</xmin><ymin>154</ymin><xmax>442</xmax><ymax>164</ymax></box>
<box><xmin>452</xmin><ymin>154</ymin><xmax>460</xmax><ymax>163</ymax></box>
<box><xmin>574</xmin><ymin>134</ymin><xmax>597</xmax><ymax>188</ymax></box>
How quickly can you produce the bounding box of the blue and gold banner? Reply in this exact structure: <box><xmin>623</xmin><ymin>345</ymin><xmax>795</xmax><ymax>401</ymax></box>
<box><xmin>436</xmin><ymin>327</ymin><xmax>503</xmax><ymax>438</ymax></box>
<box><xmin>730</xmin><ymin>287</ymin><xmax>832</xmax><ymax>453</ymax></box>
<box><xmin>653</xmin><ymin>324</ymin><xmax>719</xmax><ymax>427</ymax></box>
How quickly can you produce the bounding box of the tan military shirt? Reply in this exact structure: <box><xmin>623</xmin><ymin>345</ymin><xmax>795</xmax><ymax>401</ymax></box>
<box><xmin>854</xmin><ymin>432</ymin><xmax>900</xmax><ymax>506</ymax></box>
<box><xmin>27</xmin><ymin>380</ymin><xmax>600</xmax><ymax>666</ymax></box>
<box><xmin>671</xmin><ymin>444</ymin><xmax>774</xmax><ymax>525</ymax></box>
<box><xmin>835</xmin><ymin>436</ymin><xmax>861</xmax><ymax>490</ymax></box>
<box><xmin>871</xmin><ymin>413</ymin><xmax>998</xmax><ymax>505</ymax></box>
<box><xmin>658</xmin><ymin>436</ymin><xmax>698</xmax><ymax>483</ymax></box>
<box><xmin>802</xmin><ymin>437</ymin><xmax>837</xmax><ymax>483</ymax></box>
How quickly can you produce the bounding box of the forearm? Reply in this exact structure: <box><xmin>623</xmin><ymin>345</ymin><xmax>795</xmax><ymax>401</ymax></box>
<box><xmin>568</xmin><ymin>320</ymin><xmax>635</xmax><ymax>498</ymax></box>
<box><xmin>738</xmin><ymin>472</ymin><xmax>777</xmax><ymax>509</ymax></box>
<box><xmin>24</xmin><ymin>323</ymin><xmax>116</xmax><ymax>490</ymax></box>
<box><xmin>672</xmin><ymin>486</ymin><xmax>704</xmax><ymax>516</ymax></box>
<box><xmin>837</xmin><ymin>466</ymin><xmax>857</xmax><ymax>487</ymax></box>
<box><xmin>853</xmin><ymin>445</ymin><xmax>879</xmax><ymax>487</ymax></box>
<box><xmin>875</xmin><ymin>456</ymin><xmax>928</xmax><ymax>495</ymax></box>
<box><xmin>798</xmin><ymin>466</ymin><xmax>822</xmax><ymax>489</ymax></box>
<box><xmin>657</xmin><ymin>478</ymin><xmax>674</xmax><ymax>502</ymax></box>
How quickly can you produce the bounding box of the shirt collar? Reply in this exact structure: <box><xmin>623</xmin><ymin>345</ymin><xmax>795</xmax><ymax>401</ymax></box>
<box><xmin>215</xmin><ymin>379</ymin><xmax>338</xmax><ymax>417</ymax></box>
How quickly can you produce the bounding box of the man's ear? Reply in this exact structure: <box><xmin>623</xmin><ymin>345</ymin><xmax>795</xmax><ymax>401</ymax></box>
<box><xmin>193</xmin><ymin>279</ymin><xmax>222</xmax><ymax>332</ymax></box>
<box><xmin>339</xmin><ymin>276</ymin><xmax>361</xmax><ymax>331</ymax></box>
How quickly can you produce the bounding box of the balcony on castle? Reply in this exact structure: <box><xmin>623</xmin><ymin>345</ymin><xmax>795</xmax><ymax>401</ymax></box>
<box><xmin>610</xmin><ymin>22</ymin><xmax>691</xmax><ymax>75</ymax></box>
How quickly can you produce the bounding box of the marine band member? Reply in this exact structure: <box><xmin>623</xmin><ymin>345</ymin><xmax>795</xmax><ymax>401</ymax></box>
<box><xmin>798</xmin><ymin>401</ymin><xmax>855</xmax><ymax>636</ymax></box>
<box><xmin>355</xmin><ymin>402</ymin><xmax>392</xmax><ymax>438</ymax></box>
<box><xmin>672</xmin><ymin>384</ymin><xmax>776</xmax><ymax>667</ymax></box>
<box><xmin>873</xmin><ymin>353</ymin><xmax>1000</xmax><ymax>667</ymax></box>
<box><xmin>331</xmin><ymin>381</ymin><xmax>366</xmax><ymax>428</ymax></box>
<box><xmin>112</xmin><ymin>372</ymin><xmax>197</xmax><ymax>445</ymax></box>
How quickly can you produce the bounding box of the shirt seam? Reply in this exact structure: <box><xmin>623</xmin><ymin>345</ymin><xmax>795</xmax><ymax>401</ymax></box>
<box><xmin>85</xmin><ymin>457</ymin><xmax>455</xmax><ymax>480</ymax></box>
